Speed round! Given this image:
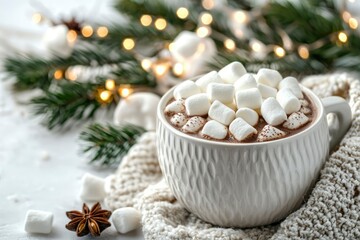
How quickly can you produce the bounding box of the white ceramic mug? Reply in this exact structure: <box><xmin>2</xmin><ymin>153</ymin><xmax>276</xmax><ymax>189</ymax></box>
<box><xmin>156</xmin><ymin>85</ymin><xmax>352</xmax><ymax>228</ymax></box>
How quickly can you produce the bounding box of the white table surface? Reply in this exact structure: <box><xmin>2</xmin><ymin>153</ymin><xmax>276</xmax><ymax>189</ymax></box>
<box><xmin>0</xmin><ymin>0</ymin><xmax>144</xmax><ymax>239</ymax></box>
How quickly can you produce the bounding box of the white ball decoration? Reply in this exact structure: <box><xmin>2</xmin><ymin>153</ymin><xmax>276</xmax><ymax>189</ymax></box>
<box><xmin>42</xmin><ymin>25</ymin><xmax>74</xmax><ymax>58</ymax></box>
<box><xmin>114</xmin><ymin>92</ymin><xmax>160</xmax><ymax>131</ymax></box>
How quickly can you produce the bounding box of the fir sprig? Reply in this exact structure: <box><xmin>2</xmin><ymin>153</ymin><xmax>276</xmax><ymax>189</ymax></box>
<box><xmin>80</xmin><ymin>123</ymin><xmax>146</xmax><ymax>165</ymax></box>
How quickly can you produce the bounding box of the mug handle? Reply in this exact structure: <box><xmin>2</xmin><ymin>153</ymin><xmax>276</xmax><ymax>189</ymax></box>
<box><xmin>321</xmin><ymin>96</ymin><xmax>352</xmax><ymax>150</ymax></box>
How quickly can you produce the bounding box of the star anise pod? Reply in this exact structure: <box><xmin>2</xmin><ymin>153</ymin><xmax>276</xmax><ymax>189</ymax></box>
<box><xmin>65</xmin><ymin>202</ymin><xmax>112</xmax><ymax>237</ymax></box>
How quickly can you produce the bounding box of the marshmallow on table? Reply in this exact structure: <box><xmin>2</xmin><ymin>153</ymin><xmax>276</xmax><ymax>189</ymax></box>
<box><xmin>235</xmin><ymin>88</ymin><xmax>262</xmax><ymax>110</ymax></box>
<box><xmin>257</xmin><ymin>125</ymin><xmax>287</xmax><ymax>142</ymax></box>
<box><xmin>207</xmin><ymin>83</ymin><xmax>234</xmax><ymax>104</ymax></box>
<box><xmin>195</xmin><ymin>71</ymin><xmax>223</xmax><ymax>92</ymax></box>
<box><xmin>278</xmin><ymin>77</ymin><xmax>303</xmax><ymax>98</ymax></box>
<box><xmin>208</xmin><ymin>100</ymin><xmax>236</xmax><ymax>126</ymax></box>
<box><xmin>283</xmin><ymin>112</ymin><xmax>309</xmax><ymax>129</ymax></box>
<box><xmin>112</xmin><ymin>207</ymin><xmax>142</xmax><ymax>234</ymax></box>
<box><xmin>165</xmin><ymin>99</ymin><xmax>185</xmax><ymax>113</ymax></box>
<box><xmin>229</xmin><ymin>118</ymin><xmax>257</xmax><ymax>141</ymax></box>
<box><xmin>257</xmin><ymin>83</ymin><xmax>277</xmax><ymax>99</ymax></box>
<box><xmin>80</xmin><ymin>173</ymin><xmax>106</xmax><ymax>202</ymax></box>
<box><xmin>170</xmin><ymin>113</ymin><xmax>188</xmax><ymax>127</ymax></box>
<box><xmin>218</xmin><ymin>61</ymin><xmax>247</xmax><ymax>84</ymax></box>
<box><xmin>182</xmin><ymin>116</ymin><xmax>206</xmax><ymax>133</ymax></box>
<box><xmin>276</xmin><ymin>88</ymin><xmax>301</xmax><ymax>115</ymax></box>
<box><xmin>185</xmin><ymin>93</ymin><xmax>210</xmax><ymax>116</ymax></box>
<box><xmin>256</xmin><ymin>68</ymin><xmax>282</xmax><ymax>88</ymax></box>
<box><xmin>261</xmin><ymin>97</ymin><xmax>287</xmax><ymax>126</ymax></box>
<box><xmin>173</xmin><ymin>80</ymin><xmax>201</xmax><ymax>99</ymax></box>
<box><xmin>236</xmin><ymin>108</ymin><xmax>259</xmax><ymax>126</ymax></box>
<box><xmin>201</xmin><ymin>120</ymin><xmax>228</xmax><ymax>140</ymax></box>
<box><xmin>234</xmin><ymin>74</ymin><xmax>257</xmax><ymax>91</ymax></box>
<box><xmin>24</xmin><ymin>210</ymin><xmax>53</xmax><ymax>234</ymax></box>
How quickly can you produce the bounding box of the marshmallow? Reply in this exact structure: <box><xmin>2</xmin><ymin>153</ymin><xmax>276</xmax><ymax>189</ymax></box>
<box><xmin>276</xmin><ymin>88</ymin><xmax>301</xmax><ymax>115</ymax></box>
<box><xmin>234</xmin><ymin>74</ymin><xmax>257</xmax><ymax>91</ymax></box>
<box><xmin>80</xmin><ymin>173</ymin><xmax>106</xmax><ymax>202</ymax></box>
<box><xmin>261</xmin><ymin>97</ymin><xmax>287</xmax><ymax>126</ymax></box>
<box><xmin>278</xmin><ymin>77</ymin><xmax>303</xmax><ymax>98</ymax></box>
<box><xmin>235</xmin><ymin>88</ymin><xmax>262</xmax><ymax>109</ymax></box>
<box><xmin>24</xmin><ymin>210</ymin><xmax>53</xmax><ymax>234</ymax></box>
<box><xmin>257</xmin><ymin>125</ymin><xmax>287</xmax><ymax>142</ymax></box>
<box><xmin>208</xmin><ymin>100</ymin><xmax>236</xmax><ymax>126</ymax></box>
<box><xmin>283</xmin><ymin>112</ymin><xmax>310</xmax><ymax>129</ymax></box>
<box><xmin>225</xmin><ymin>101</ymin><xmax>237</xmax><ymax>111</ymax></box>
<box><xmin>201</xmin><ymin>120</ymin><xmax>228</xmax><ymax>140</ymax></box>
<box><xmin>182</xmin><ymin>116</ymin><xmax>206</xmax><ymax>133</ymax></box>
<box><xmin>173</xmin><ymin>80</ymin><xmax>201</xmax><ymax>99</ymax></box>
<box><xmin>195</xmin><ymin>71</ymin><xmax>223</xmax><ymax>92</ymax></box>
<box><xmin>185</xmin><ymin>93</ymin><xmax>210</xmax><ymax>116</ymax></box>
<box><xmin>218</xmin><ymin>61</ymin><xmax>247</xmax><ymax>84</ymax></box>
<box><xmin>256</xmin><ymin>68</ymin><xmax>282</xmax><ymax>88</ymax></box>
<box><xmin>165</xmin><ymin>99</ymin><xmax>185</xmax><ymax>113</ymax></box>
<box><xmin>257</xmin><ymin>83</ymin><xmax>277</xmax><ymax>99</ymax></box>
<box><xmin>299</xmin><ymin>99</ymin><xmax>309</xmax><ymax>107</ymax></box>
<box><xmin>170</xmin><ymin>113</ymin><xmax>188</xmax><ymax>127</ymax></box>
<box><xmin>300</xmin><ymin>106</ymin><xmax>312</xmax><ymax>114</ymax></box>
<box><xmin>236</xmin><ymin>108</ymin><xmax>259</xmax><ymax>126</ymax></box>
<box><xmin>229</xmin><ymin>118</ymin><xmax>257</xmax><ymax>141</ymax></box>
<box><xmin>207</xmin><ymin>83</ymin><xmax>235</xmax><ymax>104</ymax></box>
<box><xmin>112</xmin><ymin>207</ymin><xmax>142</xmax><ymax>234</ymax></box>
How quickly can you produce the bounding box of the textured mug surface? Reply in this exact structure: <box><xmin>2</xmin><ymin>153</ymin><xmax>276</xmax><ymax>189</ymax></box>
<box><xmin>156</xmin><ymin>86</ymin><xmax>341</xmax><ymax>228</ymax></box>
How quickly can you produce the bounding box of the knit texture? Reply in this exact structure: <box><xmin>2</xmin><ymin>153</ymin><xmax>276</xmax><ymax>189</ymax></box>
<box><xmin>105</xmin><ymin>73</ymin><xmax>360</xmax><ymax>239</ymax></box>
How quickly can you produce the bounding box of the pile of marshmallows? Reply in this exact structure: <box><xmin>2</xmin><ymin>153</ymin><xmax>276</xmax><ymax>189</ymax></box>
<box><xmin>165</xmin><ymin>61</ymin><xmax>311</xmax><ymax>142</ymax></box>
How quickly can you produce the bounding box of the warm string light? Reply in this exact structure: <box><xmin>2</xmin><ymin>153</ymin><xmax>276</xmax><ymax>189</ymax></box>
<box><xmin>141</xmin><ymin>58</ymin><xmax>152</xmax><ymax>71</ymax></box>
<box><xmin>338</xmin><ymin>31</ymin><xmax>348</xmax><ymax>43</ymax></box>
<box><xmin>154</xmin><ymin>18</ymin><xmax>167</xmax><ymax>31</ymax></box>
<box><xmin>200</xmin><ymin>12</ymin><xmax>213</xmax><ymax>25</ymax></box>
<box><xmin>122</xmin><ymin>38</ymin><xmax>135</xmax><ymax>50</ymax></box>
<box><xmin>67</xmin><ymin>30</ymin><xmax>78</xmax><ymax>43</ymax></box>
<box><xmin>140</xmin><ymin>14</ymin><xmax>152</xmax><ymax>26</ymax></box>
<box><xmin>105</xmin><ymin>79</ymin><xmax>115</xmax><ymax>90</ymax></box>
<box><xmin>53</xmin><ymin>69</ymin><xmax>63</xmax><ymax>80</ymax></box>
<box><xmin>232</xmin><ymin>10</ymin><xmax>248</xmax><ymax>24</ymax></box>
<box><xmin>298</xmin><ymin>45</ymin><xmax>309</xmax><ymax>59</ymax></box>
<box><xmin>172</xmin><ymin>62</ymin><xmax>185</xmax><ymax>77</ymax></box>
<box><xmin>96</xmin><ymin>26</ymin><xmax>108</xmax><ymax>38</ymax></box>
<box><xmin>274</xmin><ymin>46</ymin><xmax>286</xmax><ymax>58</ymax></box>
<box><xmin>196</xmin><ymin>26</ymin><xmax>211</xmax><ymax>38</ymax></box>
<box><xmin>99</xmin><ymin>90</ymin><xmax>112</xmax><ymax>102</ymax></box>
<box><xmin>342</xmin><ymin>11</ymin><xmax>352</xmax><ymax>23</ymax></box>
<box><xmin>349</xmin><ymin>17</ymin><xmax>358</xmax><ymax>29</ymax></box>
<box><xmin>65</xmin><ymin>69</ymin><xmax>77</xmax><ymax>81</ymax></box>
<box><xmin>32</xmin><ymin>13</ymin><xmax>43</xmax><ymax>24</ymax></box>
<box><xmin>224</xmin><ymin>38</ymin><xmax>236</xmax><ymax>51</ymax></box>
<box><xmin>118</xmin><ymin>86</ymin><xmax>133</xmax><ymax>98</ymax></box>
<box><xmin>202</xmin><ymin>0</ymin><xmax>214</xmax><ymax>10</ymax></box>
<box><xmin>176</xmin><ymin>7</ymin><xmax>189</xmax><ymax>19</ymax></box>
<box><xmin>81</xmin><ymin>25</ymin><xmax>93</xmax><ymax>37</ymax></box>
<box><xmin>250</xmin><ymin>40</ymin><xmax>265</xmax><ymax>52</ymax></box>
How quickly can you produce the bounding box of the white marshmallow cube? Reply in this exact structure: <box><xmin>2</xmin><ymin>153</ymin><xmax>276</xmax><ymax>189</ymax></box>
<box><xmin>112</xmin><ymin>207</ymin><xmax>142</xmax><ymax>234</ymax></box>
<box><xmin>218</xmin><ymin>61</ymin><xmax>247</xmax><ymax>84</ymax></box>
<box><xmin>229</xmin><ymin>118</ymin><xmax>257</xmax><ymax>141</ymax></box>
<box><xmin>173</xmin><ymin>80</ymin><xmax>201</xmax><ymax>100</ymax></box>
<box><xmin>276</xmin><ymin>88</ymin><xmax>301</xmax><ymax>115</ymax></box>
<box><xmin>195</xmin><ymin>71</ymin><xmax>223</xmax><ymax>92</ymax></box>
<box><xmin>234</xmin><ymin>74</ymin><xmax>257</xmax><ymax>91</ymax></box>
<box><xmin>257</xmin><ymin>83</ymin><xmax>277</xmax><ymax>99</ymax></box>
<box><xmin>257</xmin><ymin>125</ymin><xmax>286</xmax><ymax>142</ymax></box>
<box><xmin>208</xmin><ymin>100</ymin><xmax>236</xmax><ymax>126</ymax></box>
<box><xmin>256</xmin><ymin>68</ymin><xmax>282</xmax><ymax>88</ymax></box>
<box><xmin>182</xmin><ymin>116</ymin><xmax>206</xmax><ymax>133</ymax></box>
<box><xmin>235</xmin><ymin>88</ymin><xmax>262</xmax><ymax>109</ymax></box>
<box><xmin>236</xmin><ymin>108</ymin><xmax>259</xmax><ymax>126</ymax></box>
<box><xmin>278</xmin><ymin>76</ymin><xmax>303</xmax><ymax>98</ymax></box>
<box><xmin>207</xmin><ymin>83</ymin><xmax>234</xmax><ymax>104</ymax></box>
<box><xmin>165</xmin><ymin>99</ymin><xmax>185</xmax><ymax>113</ymax></box>
<box><xmin>170</xmin><ymin>113</ymin><xmax>188</xmax><ymax>127</ymax></box>
<box><xmin>80</xmin><ymin>173</ymin><xmax>106</xmax><ymax>202</ymax></box>
<box><xmin>201</xmin><ymin>120</ymin><xmax>228</xmax><ymax>140</ymax></box>
<box><xmin>261</xmin><ymin>97</ymin><xmax>287</xmax><ymax>126</ymax></box>
<box><xmin>185</xmin><ymin>93</ymin><xmax>210</xmax><ymax>116</ymax></box>
<box><xmin>283</xmin><ymin>112</ymin><xmax>309</xmax><ymax>129</ymax></box>
<box><xmin>24</xmin><ymin>210</ymin><xmax>53</xmax><ymax>234</ymax></box>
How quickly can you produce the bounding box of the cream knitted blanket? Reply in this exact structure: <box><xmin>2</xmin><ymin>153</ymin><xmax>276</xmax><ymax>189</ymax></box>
<box><xmin>105</xmin><ymin>73</ymin><xmax>360</xmax><ymax>239</ymax></box>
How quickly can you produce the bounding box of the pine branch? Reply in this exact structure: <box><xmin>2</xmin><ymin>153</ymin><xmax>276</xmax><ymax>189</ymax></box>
<box><xmin>80</xmin><ymin>123</ymin><xmax>146</xmax><ymax>165</ymax></box>
<box><xmin>31</xmin><ymin>80</ymin><xmax>105</xmax><ymax>130</ymax></box>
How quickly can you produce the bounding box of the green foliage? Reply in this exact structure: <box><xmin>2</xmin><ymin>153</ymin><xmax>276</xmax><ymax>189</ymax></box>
<box><xmin>80</xmin><ymin>123</ymin><xmax>146</xmax><ymax>165</ymax></box>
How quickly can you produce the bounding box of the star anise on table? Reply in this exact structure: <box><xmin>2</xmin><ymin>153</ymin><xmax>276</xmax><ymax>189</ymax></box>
<box><xmin>65</xmin><ymin>202</ymin><xmax>112</xmax><ymax>237</ymax></box>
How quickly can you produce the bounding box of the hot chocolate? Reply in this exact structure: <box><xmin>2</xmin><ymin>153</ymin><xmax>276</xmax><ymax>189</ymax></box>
<box><xmin>164</xmin><ymin>62</ymin><xmax>316</xmax><ymax>143</ymax></box>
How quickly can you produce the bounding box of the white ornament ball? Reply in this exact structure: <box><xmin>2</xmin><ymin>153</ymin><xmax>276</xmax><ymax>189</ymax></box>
<box><xmin>114</xmin><ymin>92</ymin><xmax>160</xmax><ymax>131</ymax></box>
<box><xmin>42</xmin><ymin>25</ymin><xmax>74</xmax><ymax>58</ymax></box>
